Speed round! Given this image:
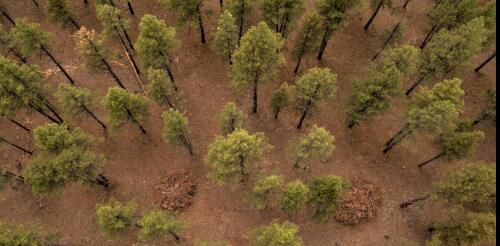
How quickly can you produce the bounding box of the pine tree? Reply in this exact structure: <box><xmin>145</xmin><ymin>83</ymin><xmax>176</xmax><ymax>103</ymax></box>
<box><xmin>473</xmin><ymin>89</ymin><xmax>496</xmax><ymax>125</ymax></box>
<box><xmin>418</xmin><ymin>120</ymin><xmax>484</xmax><ymax>168</ymax></box>
<box><xmin>406</xmin><ymin>17</ymin><xmax>487</xmax><ymax>95</ymax></box>
<box><xmin>136</xmin><ymin>15</ymin><xmax>179</xmax><ymax>89</ymax></box>
<box><xmin>225</xmin><ymin>0</ymin><xmax>254</xmax><ymax>44</ymax></box>
<box><xmin>364</xmin><ymin>0</ymin><xmax>393</xmax><ymax>31</ymax></box>
<box><xmin>10</xmin><ymin>18</ymin><xmax>76</xmax><ymax>84</ymax></box>
<box><xmin>0</xmin><ymin>24</ymin><xmax>27</xmax><ymax>63</ymax></box>
<box><xmin>56</xmin><ymin>83</ymin><xmax>107</xmax><ymax>131</ymax></box>
<box><xmin>96</xmin><ymin>199</ymin><xmax>136</xmax><ymax>235</ymax></box>
<box><xmin>74</xmin><ymin>26</ymin><xmax>126</xmax><ymax>89</ymax></box>
<box><xmin>384</xmin><ymin>78</ymin><xmax>464</xmax><ymax>154</ymax></box>
<box><xmin>161</xmin><ymin>109</ymin><xmax>193</xmax><ymax>155</ymax></box>
<box><xmin>292</xmin><ymin>125</ymin><xmax>334</xmax><ymax>169</ymax></box>
<box><xmin>213</xmin><ymin>10</ymin><xmax>238</xmax><ymax>64</ymax></box>
<box><xmin>292</xmin><ymin>11</ymin><xmax>322</xmax><ymax>74</ymax></box>
<box><xmin>146</xmin><ymin>67</ymin><xmax>177</xmax><ymax>108</ymax></box>
<box><xmin>230</xmin><ymin>22</ymin><xmax>284</xmax><ymax>114</ymax></box>
<box><xmin>206</xmin><ymin>129</ymin><xmax>268</xmax><ymax>183</ymax></box>
<box><xmin>270</xmin><ymin>82</ymin><xmax>292</xmax><ymax>120</ymax></box>
<box><xmin>160</xmin><ymin>0</ymin><xmax>206</xmax><ymax>44</ymax></box>
<box><xmin>309</xmin><ymin>175</ymin><xmax>350</xmax><ymax>222</ymax></box>
<box><xmin>138</xmin><ymin>210</ymin><xmax>186</xmax><ymax>242</ymax></box>
<box><xmin>0</xmin><ymin>56</ymin><xmax>64</xmax><ymax>124</ymax></box>
<box><xmin>315</xmin><ymin>0</ymin><xmax>359</xmax><ymax>60</ymax></box>
<box><xmin>249</xmin><ymin>221</ymin><xmax>302</xmax><ymax>246</ymax></box>
<box><xmin>282</xmin><ymin>180</ymin><xmax>309</xmax><ymax>214</ymax></box>
<box><xmin>293</xmin><ymin>68</ymin><xmax>337</xmax><ymax>129</ymax></box>
<box><xmin>474</xmin><ymin>0</ymin><xmax>496</xmax><ymax>73</ymax></box>
<box><xmin>0</xmin><ymin>221</ymin><xmax>55</xmax><ymax>245</ymax></box>
<box><xmin>46</xmin><ymin>0</ymin><xmax>80</xmax><ymax>29</ymax></box>
<box><xmin>103</xmin><ymin>87</ymin><xmax>149</xmax><ymax>135</ymax></box>
<box><xmin>217</xmin><ymin>102</ymin><xmax>246</xmax><ymax>135</ymax></box>
<box><xmin>258</xmin><ymin>0</ymin><xmax>303</xmax><ymax>36</ymax></box>
<box><xmin>251</xmin><ymin>175</ymin><xmax>283</xmax><ymax>209</ymax></box>
<box><xmin>23</xmin><ymin>124</ymin><xmax>108</xmax><ymax>194</ymax></box>
<box><xmin>372</xmin><ymin>21</ymin><xmax>404</xmax><ymax>61</ymax></box>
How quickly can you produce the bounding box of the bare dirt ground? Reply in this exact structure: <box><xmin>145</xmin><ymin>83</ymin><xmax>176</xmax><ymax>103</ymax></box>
<box><xmin>0</xmin><ymin>0</ymin><xmax>496</xmax><ymax>245</ymax></box>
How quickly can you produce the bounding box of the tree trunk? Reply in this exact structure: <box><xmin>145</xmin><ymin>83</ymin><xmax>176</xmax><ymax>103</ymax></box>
<box><xmin>82</xmin><ymin>104</ymin><xmax>107</xmax><ymax>131</ymax></box>
<box><xmin>237</xmin><ymin>5</ymin><xmax>245</xmax><ymax>45</ymax></box>
<box><xmin>405</xmin><ymin>76</ymin><xmax>425</xmax><ymax>96</ymax></box>
<box><xmin>399</xmin><ymin>194</ymin><xmax>431</xmax><ymax>208</ymax></box>
<box><xmin>37</xmin><ymin>95</ymin><xmax>64</xmax><ymax>123</ymax></box>
<box><xmin>94</xmin><ymin>174</ymin><xmax>109</xmax><ymax>188</ymax></box>
<box><xmin>274</xmin><ymin>106</ymin><xmax>281</xmax><ymax>120</ymax></box>
<box><xmin>385</xmin><ymin>123</ymin><xmax>409</xmax><ymax>146</ymax></box>
<box><xmin>403</xmin><ymin>0</ymin><xmax>412</xmax><ymax>9</ymax></box>
<box><xmin>317</xmin><ymin>25</ymin><xmax>332</xmax><ymax>60</ymax></box>
<box><xmin>127</xmin><ymin>1</ymin><xmax>134</xmax><ymax>15</ymax></box>
<box><xmin>102</xmin><ymin>57</ymin><xmax>126</xmax><ymax>89</ymax></box>
<box><xmin>0</xmin><ymin>9</ymin><xmax>16</xmax><ymax>26</ymax></box>
<box><xmin>252</xmin><ymin>73</ymin><xmax>260</xmax><ymax>114</ymax></box>
<box><xmin>418</xmin><ymin>152</ymin><xmax>445</xmax><ymax>168</ymax></box>
<box><xmin>68</xmin><ymin>16</ymin><xmax>80</xmax><ymax>30</ymax></box>
<box><xmin>383</xmin><ymin>125</ymin><xmax>411</xmax><ymax>154</ymax></box>
<box><xmin>294</xmin><ymin>49</ymin><xmax>305</xmax><ymax>74</ymax></box>
<box><xmin>348</xmin><ymin>121</ymin><xmax>357</xmax><ymax>129</ymax></box>
<box><xmin>372</xmin><ymin>22</ymin><xmax>401</xmax><ymax>61</ymax></box>
<box><xmin>180</xmin><ymin>130</ymin><xmax>193</xmax><ymax>156</ymax></box>
<box><xmin>0</xmin><ymin>39</ymin><xmax>27</xmax><ymax>63</ymax></box>
<box><xmin>297</xmin><ymin>101</ymin><xmax>312</xmax><ymax>129</ymax></box>
<box><xmin>118</xmin><ymin>34</ymin><xmax>141</xmax><ymax>74</ymax></box>
<box><xmin>29</xmin><ymin>102</ymin><xmax>61</xmax><ymax>124</ymax></box>
<box><xmin>364</xmin><ymin>0</ymin><xmax>384</xmax><ymax>31</ymax></box>
<box><xmin>163</xmin><ymin>95</ymin><xmax>175</xmax><ymax>108</ymax></box>
<box><xmin>239</xmin><ymin>155</ymin><xmax>246</xmax><ymax>180</ymax></box>
<box><xmin>474</xmin><ymin>51</ymin><xmax>496</xmax><ymax>73</ymax></box>
<box><xmin>4</xmin><ymin>115</ymin><xmax>30</xmax><ymax>132</ymax></box>
<box><xmin>220</xmin><ymin>0</ymin><xmax>223</xmax><ymax>9</ymax></box>
<box><xmin>0</xmin><ymin>136</ymin><xmax>32</xmax><ymax>155</ymax></box>
<box><xmin>169</xmin><ymin>231</ymin><xmax>181</xmax><ymax>241</ymax></box>
<box><xmin>1</xmin><ymin>170</ymin><xmax>25</xmax><ymax>182</ymax></box>
<box><xmin>197</xmin><ymin>5</ymin><xmax>206</xmax><ymax>44</ymax></box>
<box><xmin>420</xmin><ymin>25</ymin><xmax>438</xmax><ymax>49</ymax></box>
<box><xmin>41</xmin><ymin>46</ymin><xmax>76</xmax><ymax>85</ymax></box>
<box><xmin>83</xmin><ymin>0</ymin><xmax>89</xmax><ymax>5</ymax></box>
<box><xmin>126</xmin><ymin>109</ymin><xmax>147</xmax><ymax>135</ymax></box>
<box><xmin>165</xmin><ymin>67</ymin><xmax>178</xmax><ymax>91</ymax></box>
<box><xmin>31</xmin><ymin>0</ymin><xmax>39</xmax><ymax>7</ymax></box>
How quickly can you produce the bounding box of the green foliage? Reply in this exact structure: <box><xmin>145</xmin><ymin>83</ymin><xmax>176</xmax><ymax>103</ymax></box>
<box><xmin>146</xmin><ymin>67</ymin><xmax>176</xmax><ymax>107</ymax></box>
<box><xmin>441</xmin><ymin>126</ymin><xmax>484</xmax><ymax>160</ymax></box>
<box><xmin>213</xmin><ymin>10</ymin><xmax>238</xmax><ymax>60</ymax></box>
<box><xmin>252</xmin><ymin>175</ymin><xmax>283</xmax><ymax>209</ymax></box>
<box><xmin>270</xmin><ymin>83</ymin><xmax>292</xmax><ymax>118</ymax></box>
<box><xmin>103</xmin><ymin>87</ymin><xmax>149</xmax><ymax>131</ymax></box>
<box><xmin>136</xmin><ymin>14</ymin><xmax>178</xmax><ymax>70</ymax></box>
<box><xmin>206</xmin><ymin>129</ymin><xmax>268</xmax><ymax>183</ymax></box>
<box><xmin>315</xmin><ymin>0</ymin><xmax>359</xmax><ymax>28</ymax></box>
<box><xmin>347</xmin><ymin>66</ymin><xmax>401</xmax><ymax>126</ymax></box>
<box><xmin>160</xmin><ymin>0</ymin><xmax>202</xmax><ymax>26</ymax></box>
<box><xmin>407</xmin><ymin>78</ymin><xmax>464</xmax><ymax>135</ymax></box>
<box><xmin>426</xmin><ymin>234</ymin><xmax>443</xmax><ymax>246</ymax></box>
<box><xmin>56</xmin><ymin>83</ymin><xmax>94</xmax><ymax>118</ymax></box>
<box><xmin>432</xmin><ymin>208</ymin><xmax>496</xmax><ymax>245</ymax></box>
<box><xmin>46</xmin><ymin>0</ymin><xmax>75</xmax><ymax>26</ymax></box>
<box><xmin>293</xmin><ymin>125</ymin><xmax>334</xmax><ymax>168</ymax></box>
<box><xmin>0</xmin><ymin>221</ymin><xmax>48</xmax><ymax>246</ymax></box>
<box><xmin>249</xmin><ymin>221</ymin><xmax>302</xmax><ymax>246</ymax></box>
<box><xmin>309</xmin><ymin>175</ymin><xmax>350</xmax><ymax>222</ymax></box>
<box><xmin>378</xmin><ymin>21</ymin><xmax>404</xmax><ymax>47</ymax></box>
<box><xmin>293</xmin><ymin>67</ymin><xmax>337</xmax><ymax>109</ymax></box>
<box><xmin>217</xmin><ymin>102</ymin><xmax>246</xmax><ymax>135</ymax></box>
<box><xmin>225</xmin><ymin>0</ymin><xmax>254</xmax><ymax>27</ymax></box>
<box><xmin>10</xmin><ymin>18</ymin><xmax>51</xmax><ymax>56</ymax></box>
<box><xmin>484</xmin><ymin>89</ymin><xmax>496</xmax><ymax>122</ymax></box>
<box><xmin>282</xmin><ymin>180</ymin><xmax>309</xmax><ymax>214</ymax></box>
<box><xmin>381</xmin><ymin>44</ymin><xmax>420</xmax><ymax>74</ymax></box>
<box><xmin>33</xmin><ymin>123</ymin><xmax>94</xmax><ymax>154</ymax></box>
<box><xmin>138</xmin><ymin>210</ymin><xmax>186</xmax><ymax>242</ymax></box>
<box><xmin>230</xmin><ymin>22</ymin><xmax>284</xmax><ymax>90</ymax></box>
<box><xmin>194</xmin><ymin>240</ymin><xmax>228</xmax><ymax>246</ymax></box>
<box><xmin>258</xmin><ymin>0</ymin><xmax>303</xmax><ymax>34</ymax></box>
<box><xmin>161</xmin><ymin>109</ymin><xmax>189</xmax><ymax>146</ymax></box>
<box><xmin>429</xmin><ymin>0</ymin><xmax>478</xmax><ymax>30</ymax></box>
<box><xmin>420</xmin><ymin>17</ymin><xmax>487</xmax><ymax>79</ymax></box>
<box><xmin>293</xmin><ymin>11</ymin><xmax>322</xmax><ymax>59</ymax></box>
<box><xmin>74</xmin><ymin>26</ymin><xmax>115</xmax><ymax>72</ymax></box>
<box><xmin>432</xmin><ymin>163</ymin><xmax>496</xmax><ymax>210</ymax></box>
<box><xmin>96</xmin><ymin>199</ymin><xmax>136</xmax><ymax>235</ymax></box>
<box><xmin>96</xmin><ymin>4</ymin><xmax>129</xmax><ymax>39</ymax></box>
<box><xmin>479</xmin><ymin>0</ymin><xmax>496</xmax><ymax>46</ymax></box>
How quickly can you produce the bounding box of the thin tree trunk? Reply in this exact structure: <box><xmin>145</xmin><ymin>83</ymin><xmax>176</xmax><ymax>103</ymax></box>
<box><xmin>348</xmin><ymin>121</ymin><xmax>357</xmax><ymax>129</ymax></box>
<box><xmin>372</xmin><ymin>22</ymin><xmax>401</xmax><ymax>61</ymax></box>
<box><xmin>165</xmin><ymin>67</ymin><xmax>178</xmax><ymax>91</ymax></box>
<box><xmin>94</xmin><ymin>174</ymin><xmax>109</xmax><ymax>188</ymax></box>
<box><xmin>420</xmin><ymin>25</ymin><xmax>438</xmax><ymax>49</ymax></box>
<box><xmin>30</xmin><ymin>102</ymin><xmax>61</xmax><ymax>124</ymax></box>
<box><xmin>252</xmin><ymin>73</ymin><xmax>260</xmax><ymax>114</ymax></box>
<box><xmin>197</xmin><ymin>5</ymin><xmax>206</xmax><ymax>44</ymax></box>
<box><xmin>0</xmin><ymin>136</ymin><xmax>32</xmax><ymax>155</ymax></box>
<box><xmin>102</xmin><ymin>57</ymin><xmax>126</xmax><ymax>89</ymax></box>
<box><xmin>0</xmin><ymin>39</ymin><xmax>27</xmax><ymax>63</ymax></box>
<box><xmin>163</xmin><ymin>95</ymin><xmax>175</xmax><ymax>108</ymax></box>
<box><xmin>82</xmin><ymin>104</ymin><xmax>107</xmax><ymax>131</ymax></box>
<box><xmin>385</xmin><ymin>123</ymin><xmax>410</xmax><ymax>146</ymax></box>
<box><xmin>317</xmin><ymin>25</ymin><xmax>332</xmax><ymax>60</ymax></box>
<box><xmin>294</xmin><ymin>50</ymin><xmax>304</xmax><ymax>74</ymax></box>
<box><xmin>238</xmin><ymin>16</ymin><xmax>244</xmax><ymax>45</ymax></box>
<box><xmin>0</xmin><ymin>9</ymin><xmax>16</xmax><ymax>26</ymax></box>
<box><xmin>399</xmin><ymin>194</ymin><xmax>431</xmax><ymax>208</ymax></box>
<box><xmin>31</xmin><ymin>0</ymin><xmax>39</xmax><ymax>7</ymax></box>
<box><xmin>127</xmin><ymin>1</ymin><xmax>134</xmax><ymax>15</ymax></box>
<box><xmin>126</xmin><ymin>109</ymin><xmax>147</xmax><ymax>135</ymax></box>
<box><xmin>474</xmin><ymin>51</ymin><xmax>496</xmax><ymax>73</ymax></box>
<box><xmin>418</xmin><ymin>152</ymin><xmax>445</xmax><ymax>168</ymax></box>
<box><xmin>297</xmin><ymin>101</ymin><xmax>312</xmax><ymax>129</ymax></box>
<box><xmin>220</xmin><ymin>0</ymin><xmax>223</xmax><ymax>9</ymax></box>
<box><xmin>239</xmin><ymin>155</ymin><xmax>246</xmax><ymax>180</ymax></box>
<box><xmin>364</xmin><ymin>0</ymin><xmax>384</xmax><ymax>31</ymax></box>
<box><xmin>170</xmin><ymin>231</ymin><xmax>181</xmax><ymax>241</ymax></box>
<box><xmin>83</xmin><ymin>0</ymin><xmax>89</xmax><ymax>5</ymax></box>
<box><xmin>405</xmin><ymin>76</ymin><xmax>425</xmax><ymax>96</ymax></box>
<box><xmin>41</xmin><ymin>46</ymin><xmax>76</xmax><ymax>85</ymax></box>
<box><xmin>403</xmin><ymin>0</ymin><xmax>412</xmax><ymax>9</ymax></box>
<box><xmin>68</xmin><ymin>16</ymin><xmax>80</xmax><ymax>30</ymax></box>
<box><xmin>1</xmin><ymin>170</ymin><xmax>25</xmax><ymax>182</ymax></box>
<box><xmin>36</xmin><ymin>94</ymin><xmax>64</xmax><ymax>123</ymax></box>
<box><xmin>4</xmin><ymin>115</ymin><xmax>30</xmax><ymax>132</ymax></box>
<box><xmin>118</xmin><ymin>34</ymin><xmax>140</xmax><ymax>74</ymax></box>
<box><xmin>274</xmin><ymin>106</ymin><xmax>281</xmax><ymax>120</ymax></box>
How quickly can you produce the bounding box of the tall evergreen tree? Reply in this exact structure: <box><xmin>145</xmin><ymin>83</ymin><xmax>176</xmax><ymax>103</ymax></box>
<box><xmin>206</xmin><ymin>129</ymin><xmax>268</xmax><ymax>183</ymax></box>
<box><xmin>384</xmin><ymin>78</ymin><xmax>464</xmax><ymax>154</ymax></box>
<box><xmin>10</xmin><ymin>18</ymin><xmax>76</xmax><ymax>85</ymax></box>
<box><xmin>270</xmin><ymin>82</ymin><xmax>292</xmax><ymax>120</ymax></box>
<box><xmin>258</xmin><ymin>0</ymin><xmax>303</xmax><ymax>36</ymax></box>
<box><xmin>293</xmin><ymin>68</ymin><xmax>337</xmax><ymax>129</ymax></box>
<box><xmin>146</xmin><ymin>67</ymin><xmax>177</xmax><ymax>108</ymax></box>
<box><xmin>160</xmin><ymin>0</ymin><xmax>206</xmax><ymax>44</ymax></box>
<box><xmin>217</xmin><ymin>102</ymin><xmax>246</xmax><ymax>135</ymax></box>
<box><xmin>138</xmin><ymin>210</ymin><xmax>186</xmax><ymax>242</ymax></box>
<box><xmin>292</xmin><ymin>11</ymin><xmax>322</xmax><ymax>74</ymax></box>
<box><xmin>74</xmin><ymin>26</ymin><xmax>126</xmax><ymax>89</ymax></box>
<box><xmin>96</xmin><ymin>199</ymin><xmax>137</xmax><ymax>236</ymax></box>
<box><xmin>230</xmin><ymin>22</ymin><xmax>284</xmax><ymax>114</ymax></box>
<box><xmin>371</xmin><ymin>21</ymin><xmax>404</xmax><ymax>61</ymax></box>
<box><xmin>136</xmin><ymin>15</ymin><xmax>179</xmax><ymax>89</ymax></box>
<box><xmin>282</xmin><ymin>180</ymin><xmax>309</xmax><ymax>214</ymax></box>
<box><xmin>473</xmin><ymin>89</ymin><xmax>496</xmax><ymax>126</ymax></box>
<box><xmin>315</xmin><ymin>0</ymin><xmax>359</xmax><ymax>60</ymax></box>
<box><xmin>251</xmin><ymin>175</ymin><xmax>283</xmax><ymax>209</ymax></box>
<box><xmin>249</xmin><ymin>221</ymin><xmax>302</xmax><ymax>246</ymax></box>
<box><xmin>46</xmin><ymin>0</ymin><xmax>80</xmax><ymax>29</ymax></box>
<box><xmin>225</xmin><ymin>0</ymin><xmax>254</xmax><ymax>44</ymax></box>
<box><xmin>162</xmin><ymin>109</ymin><xmax>193</xmax><ymax>155</ymax></box>
<box><xmin>0</xmin><ymin>24</ymin><xmax>26</xmax><ymax>64</ymax></box>
<box><xmin>309</xmin><ymin>175</ymin><xmax>350</xmax><ymax>222</ymax></box>
<box><xmin>0</xmin><ymin>221</ymin><xmax>56</xmax><ymax>245</ymax></box>
<box><xmin>103</xmin><ymin>87</ymin><xmax>149</xmax><ymax>135</ymax></box>
<box><xmin>213</xmin><ymin>10</ymin><xmax>238</xmax><ymax>64</ymax></box>
<box><xmin>292</xmin><ymin>125</ymin><xmax>334</xmax><ymax>169</ymax></box>
<box><xmin>364</xmin><ymin>0</ymin><xmax>393</xmax><ymax>31</ymax></box>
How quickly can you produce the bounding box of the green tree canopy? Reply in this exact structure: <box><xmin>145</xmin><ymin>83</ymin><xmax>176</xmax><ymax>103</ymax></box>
<box><xmin>217</xmin><ymin>102</ymin><xmax>246</xmax><ymax>135</ymax></box>
<box><xmin>441</xmin><ymin>124</ymin><xmax>484</xmax><ymax>161</ymax></box>
<box><xmin>292</xmin><ymin>11</ymin><xmax>322</xmax><ymax>73</ymax></box>
<box><xmin>282</xmin><ymin>180</ymin><xmax>309</xmax><ymax>214</ymax></box>
<box><xmin>252</xmin><ymin>175</ymin><xmax>283</xmax><ymax>209</ymax></box>
<box><xmin>258</xmin><ymin>0</ymin><xmax>303</xmax><ymax>35</ymax></box>
<box><xmin>270</xmin><ymin>82</ymin><xmax>292</xmax><ymax>120</ymax></box>
<box><xmin>206</xmin><ymin>129</ymin><xmax>268</xmax><ymax>183</ymax></box>
<box><xmin>10</xmin><ymin>18</ymin><xmax>51</xmax><ymax>56</ymax></box>
<box><xmin>249</xmin><ymin>221</ymin><xmax>302</xmax><ymax>246</ymax></box>
<box><xmin>96</xmin><ymin>199</ymin><xmax>137</xmax><ymax>235</ymax></box>
<box><xmin>293</xmin><ymin>125</ymin><xmax>334</xmax><ymax>169</ymax></box>
<box><xmin>0</xmin><ymin>221</ymin><xmax>53</xmax><ymax>246</ymax></box>
<box><xmin>162</xmin><ymin>109</ymin><xmax>193</xmax><ymax>155</ymax></box>
<box><xmin>160</xmin><ymin>0</ymin><xmax>206</xmax><ymax>43</ymax></box>
<box><xmin>309</xmin><ymin>175</ymin><xmax>350</xmax><ymax>222</ymax></box>
<box><xmin>46</xmin><ymin>0</ymin><xmax>79</xmax><ymax>28</ymax></box>
<box><xmin>146</xmin><ymin>67</ymin><xmax>177</xmax><ymax>108</ymax></box>
<box><xmin>230</xmin><ymin>22</ymin><xmax>284</xmax><ymax>114</ymax></box>
<box><xmin>96</xmin><ymin>4</ymin><xmax>129</xmax><ymax>40</ymax></box>
<box><xmin>225</xmin><ymin>0</ymin><xmax>254</xmax><ymax>43</ymax></box>
<box><xmin>103</xmin><ymin>87</ymin><xmax>149</xmax><ymax>134</ymax></box>
<box><xmin>293</xmin><ymin>68</ymin><xmax>337</xmax><ymax>129</ymax></box>
<box><xmin>138</xmin><ymin>210</ymin><xmax>186</xmax><ymax>242</ymax></box>
<box><xmin>213</xmin><ymin>10</ymin><xmax>238</xmax><ymax>64</ymax></box>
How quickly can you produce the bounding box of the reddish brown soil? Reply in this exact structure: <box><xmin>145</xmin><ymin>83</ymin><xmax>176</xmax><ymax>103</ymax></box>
<box><xmin>0</xmin><ymin>0</ymin><xmax>496</xmax><ymax>245</ymax></box>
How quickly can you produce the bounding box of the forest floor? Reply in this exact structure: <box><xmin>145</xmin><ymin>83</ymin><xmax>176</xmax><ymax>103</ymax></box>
<box><xmin>0</xmin><ymin>0</ymin><xmax>496</xmax><ymax>245</ymax></box>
